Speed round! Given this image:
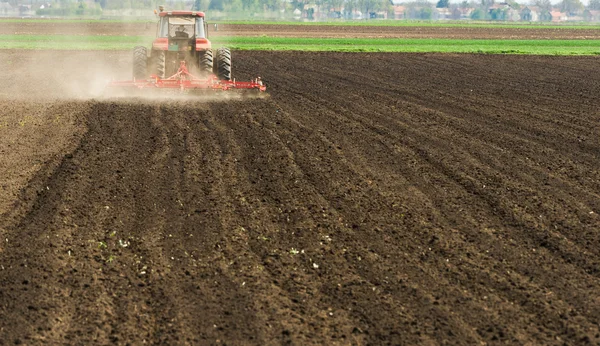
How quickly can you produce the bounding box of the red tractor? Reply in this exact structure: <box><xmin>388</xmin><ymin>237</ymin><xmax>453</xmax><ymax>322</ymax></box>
<box><xmin>133</xmin><ymin>9</ymin><xmax>230</xmax><ymax>81</ymax></box>
<box><xmin>110</xmin><ymin>8</ymin><xmax>265</xmax><ymax>93</ymax></box>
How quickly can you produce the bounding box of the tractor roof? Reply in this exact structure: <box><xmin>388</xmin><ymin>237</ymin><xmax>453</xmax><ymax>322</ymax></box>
<box><xmin>159</xmin><ymin>11</ymin><xmax>205</xmax><ymax>17</ymax></box>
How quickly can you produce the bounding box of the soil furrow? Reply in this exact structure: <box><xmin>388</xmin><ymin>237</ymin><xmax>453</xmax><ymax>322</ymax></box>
<box><xmin>1</xmin><ymin>49</ymin><xmax>599</xmax><ymax>344</ymax></box>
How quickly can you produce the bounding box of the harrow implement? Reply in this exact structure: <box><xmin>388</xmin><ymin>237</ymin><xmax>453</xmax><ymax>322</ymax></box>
<box><xmin>109</xmin><ymin>61</ymin><xmax>266</xmax><ymax>93</ymax></box>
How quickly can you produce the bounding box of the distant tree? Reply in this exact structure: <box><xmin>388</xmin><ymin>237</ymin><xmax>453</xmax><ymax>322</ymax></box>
<box><xmin>209</xmin><ymin>0</ymin><xmax>224</xmax><ymax>10</ymax></box>
<box><xmin>436</xmin><ymin>0</ymin><xmax>449</xmax><ymax>8</ymax></box>
<box><xmin>539</xmin><ymin>9</ymin><xmax>552</xmax><ymax>20</ymax></box>
<box><xmin>405</xmin><ymin>0</ymin><xmax>433</xmax><ymax>19</ymax></box>
<box><xmin>224</xmin><ymin>0</ymin><xmax>243</xmax><ymax>12</ymax></box>
<box><xmin>480</xmin><ymin>0</ymin><xmax>494</xmax><ymax>18</ymax></box>
<box><xmin>418</xmin><ymin>6</ymin><xmax>432</xmax><ymax>18</ymax></box>
<box><xmin>506</xmin><ymin>0</ymin><xmax>520</xmax><ymax>9</ymax></box>
<box><xmin>590</xmin><ymin>0</ymin><xmax>600</xmax><ymax>10</ymax></box>
<box><xmin>95</xmin><ymin>0</ymin><xmax>107</xmax><ymax>9</ymax></box>
<box><xmin>481</xmin><ymin>0</ymin><xmax>494</xmax><ymax>7</ymax></box>
<box><xmin>534</xmin><ymin>0</ymin><xmax>552</xmax><ymax>12</ymax></box>
<box><xmin>560</xmin><ymin>0</ymin><xmax>583</xmax><ymax>14</ymax></box>
<box><xmin>358</xmin><ymin>0</ymin><xmax>382</xmax><ymax>18</ymax></box>
<box><xmin>470</xmin><ymin>7</ymin><xmax>487</xmax><ymax>18</ymax></box>
<box><xmin>343</xmin><ymin>0</ymin><xmax>357</xmax><ymax>18</ymax></box>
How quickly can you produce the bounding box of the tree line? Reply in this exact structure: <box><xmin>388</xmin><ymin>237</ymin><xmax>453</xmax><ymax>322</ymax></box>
<box><xmin>17</xmin><ymin>0</ymin><xmax>600</xmax><ymax>19</ymax></box>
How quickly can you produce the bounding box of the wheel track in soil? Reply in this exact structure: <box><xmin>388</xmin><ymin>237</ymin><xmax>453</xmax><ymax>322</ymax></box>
<box><xmin>0</xmin><ymin>51</ymin><xmax>599</xmax><ymax>344</ymax></box>
<box><xmin>236</xmin><ymin>51</ymin><xmax>598</xmax><ymax>344</ymax></box>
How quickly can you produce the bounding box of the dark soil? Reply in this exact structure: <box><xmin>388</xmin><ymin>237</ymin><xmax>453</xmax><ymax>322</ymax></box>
<box><xmin>0</xmin><ymin>49</ymin><xmax>599</xmax><ymax>345</ymax></box>
<box><xmin>3</xmin><ymin>19</ymin><xmax>600</xmax><ymax>39</ymax></box>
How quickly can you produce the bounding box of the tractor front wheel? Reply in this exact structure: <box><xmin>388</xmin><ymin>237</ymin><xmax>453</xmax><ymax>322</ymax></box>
<box><xmin>132</xmin><ymin>46</ymin><xmax>148</xmax><ymax>80</ymax></box>
<box><xmin>214</xmin><ymin>47</ymin><xmax>231</xmax><ymax>81</ymax></box>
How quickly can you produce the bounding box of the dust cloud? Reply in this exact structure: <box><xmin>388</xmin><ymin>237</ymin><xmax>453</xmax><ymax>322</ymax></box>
<box><xmin>0</xmin><ymin>49</ymin><xmax>127</xmax><ymax>100</ymax></box>
<box><xmin>0</xmin><ymin>18</ymin><xmax>254</xmax><ymax>102</ymax></box>
<box><xmin>0</xmin><ymin>50</ymin><xmax>264</xmax><ymax>103</ymax></box>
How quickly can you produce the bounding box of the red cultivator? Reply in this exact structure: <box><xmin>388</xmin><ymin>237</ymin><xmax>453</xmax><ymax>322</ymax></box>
<box><xmin>109</xmin><ymin>61</ymin><xmax>266</xmax><ymax>93</ymax></box>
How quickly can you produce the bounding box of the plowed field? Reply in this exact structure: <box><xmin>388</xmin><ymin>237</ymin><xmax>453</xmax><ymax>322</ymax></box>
<box><xmin>1</xmin><ymin>49</ymin><xmax>600</xmax><ymax>345</ymax></box>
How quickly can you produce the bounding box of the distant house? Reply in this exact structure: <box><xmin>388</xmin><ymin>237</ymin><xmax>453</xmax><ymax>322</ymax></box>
<box><xmin>488</xmin><ymin>3</ymin><xmax>509</xmax><ymax>10</ymax></box>
<box><xmin>550</xmin><ymin>10</ymin><xmax>567</xmax><ymax>22</ymax></box>
<box><xmin>506</xmin><ymin>7</ymin><xmax>521</xmax><ymax>20</ymax></box>
<box><xmin>393</xmin><ymin>5</ymin><xmax>405</xmax><ymax>19</ymax></box>
<box><xmin>488</xmin><ymin>2</ymin><xmax>521</xmax><ymax>21</ymax></box>
<box><xmin>520</xmin><ymin>6</ymin><xmax>539</xmax><ymax>21</ymax></box>
<box><xmin>350</xmin><ymin>10</ymin><xmax>363</xmax><ymax>19</ymax></box>
<box><xmin>449</xmin><ymin>7</ymin><xmax>461</xmax><ymax>19</ymax></box>
<box><xmin>583</xmin><ymin>9</ymin><xmax>600</xmax><ymax>22</ymax></box>
<box><xmin>327</xmin><ymin>7</ymin><xmax>342</xmax><ymax>18</ymax></box>
<box><xmin>434</xmin><ymin>8</ymin><xmax>452</xmax><ymax>20</ymax></box>
<box><xmin>303</xmin><ymin>4</ymin><xmax>321</xmax><ymax>20</ymax></box>
<box><xmin>457</xmin><ymin>7</ymin><xmax>474</xmax><ymax>19</ymax></box>
<box><xmin>567</xmin><ymin>15</ymin><xmax>584</xmax><ymax>21</ymax></box>
<box><xmin>369</xmin><ymin>10</ymin><xmax>388</xmax><ymax>19</ymax></box>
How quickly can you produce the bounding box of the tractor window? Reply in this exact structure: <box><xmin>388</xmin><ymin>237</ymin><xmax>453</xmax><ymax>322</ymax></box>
<box><xmin>158</xmin><ymin>17</ymin><xmax>168</xmax><ymax>37</ymax></box>
<box><xmin>168</xmin><ymin>17</ymin><xmax>194</xmax><ymax>38</ymax></box>
<box><xmin>195</xmin><ymin>17</ymin><xmax>206</xmax><ymax>38</ymax></box>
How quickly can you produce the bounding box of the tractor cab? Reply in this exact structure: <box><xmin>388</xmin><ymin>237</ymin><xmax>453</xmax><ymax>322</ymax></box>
<box><xmin>153</xmin><ymin>11</ymin><xmax>211</xmax><ymax>52</ymax></box>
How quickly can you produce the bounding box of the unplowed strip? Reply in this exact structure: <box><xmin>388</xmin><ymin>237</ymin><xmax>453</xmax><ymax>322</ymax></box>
<box><xmin>0</xmin><ymin>51</ymin><xmax>599</xmax><ymax>345</ymax></box>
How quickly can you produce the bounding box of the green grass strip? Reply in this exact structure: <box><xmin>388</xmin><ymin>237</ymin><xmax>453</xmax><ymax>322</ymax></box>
<box><xmin>0</xmin><ymin>34</ymin><xmax>149</xmax><ymax>50</ymax></box>
<box><xmin>215</xmin><ymin>37</ymin><xmax>600</xmax><ymax>55</ymax></box>
<box><xmin>0</xmin><ymin>34</ymin><xmax>599</xmax><ymax>55</ymax></box>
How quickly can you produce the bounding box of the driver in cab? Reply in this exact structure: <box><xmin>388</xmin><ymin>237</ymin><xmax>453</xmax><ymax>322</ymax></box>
<box><xmin>174</xmin><ymin>25</ymin><xmax>189</xmax><ymax>38</ymax></box>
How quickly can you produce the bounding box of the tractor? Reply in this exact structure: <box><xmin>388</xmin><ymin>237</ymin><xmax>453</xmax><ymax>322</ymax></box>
<box><xmin>110</xmin><ymin>7</ymin><xmax>265</xmax><ymax>93</ymax></box>
<box><xmin>133</xmin><ymin>7</ymin><xmax>230</xmax><ymax>81</ymax></box>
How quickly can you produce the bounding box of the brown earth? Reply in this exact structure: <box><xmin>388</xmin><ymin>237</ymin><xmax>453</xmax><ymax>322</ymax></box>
<box><xmin>3</xmin><ymin>19</ymin><xmax>600</xmax><ymax>39</ymax></box>
<box><xmin>0</xmin><ymin>48</ymin><xmax>600</xmax><ymax>345</ymax></box>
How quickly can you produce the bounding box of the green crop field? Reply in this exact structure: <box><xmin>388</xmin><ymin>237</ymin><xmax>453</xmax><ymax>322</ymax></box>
<box><xmin>224</xmin><ymin>37</ymin><xmax>600</xmax><ymax>54</ymax></box>
<box><xmin>0</xmin><ymin>34</ymin><xmax>599</xmax><ymax>55</ymax></box>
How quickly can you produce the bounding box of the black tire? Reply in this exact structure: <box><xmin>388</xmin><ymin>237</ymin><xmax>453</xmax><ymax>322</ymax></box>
<box><xmin>132</xmin><ymin>46</ymin><xmax>148</xmax><ymax>80</ymax></box>
<box><xmin>214</xmin><ymin>47</ymin><xmax>231</xmax><ymax>81</ymax></box>
<box><xmin>150</xmin><ymin>50</ymin><xmax>166</xmax><ymax>79</ymax></box>
<box><xmin>198</xmin><ymin>49</ymin><xmax>213</xmax><ymax>76</ymax></box>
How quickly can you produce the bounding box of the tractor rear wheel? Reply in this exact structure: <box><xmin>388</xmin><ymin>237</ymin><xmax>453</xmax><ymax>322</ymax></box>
<box><xmin>151</xmin><ymin>50</ymin><xmax>166</xmax><ymax>79</ymax></box>
<box><xmin>132</xmin><ymin>46</ymin><xmax>148</xmax><ymax>80</ymax></box>
<box><xmin>198</xmin><ymin>49</ymin><xmax>213</xmax><ymax>76</ymax></box>
<box><xmin>214</xmin><ymin>47</ymin><xmax>231</xmax><ymax>81</ymax></box>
